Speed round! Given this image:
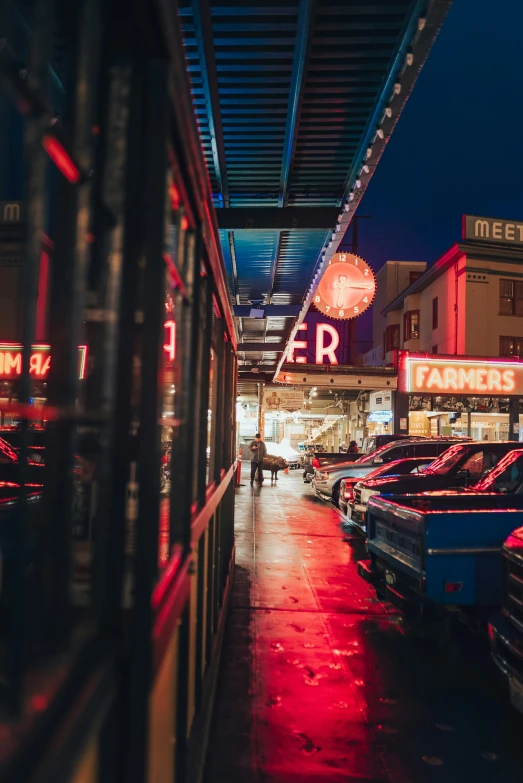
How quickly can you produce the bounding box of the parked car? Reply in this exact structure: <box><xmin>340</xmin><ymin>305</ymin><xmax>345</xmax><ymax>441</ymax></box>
<box><xmin>313</xmin><ymin>438</ymin><xmax>462</xmax><ymax>506</ymax></box>
<box><xmin>303</xmin><ymin>451</ymin><xmax>360</xmax><ymax>483</ymax></box>
<box><xmin>338</xmin><ymin>457</ymin><xmax>434</xmax><ymax>517</ymax></box>
<box><xmin>358</xmin><ymin>448</ymin><xmax>523</xmax><ymax>625</ymax></box>
<box><xmin>361</xmin><ymin>433</ymin><xmax>421</xmax><ymax>454</ymax></box>
<box><xmin>489</xmin><ymin>526</ymin><xmax>523</xmax><ymax>717</ymax></box>
<box><xmin>348</xmin><ymin>441</ymin><xmax>523</xmax><ymax>531</ymax></box>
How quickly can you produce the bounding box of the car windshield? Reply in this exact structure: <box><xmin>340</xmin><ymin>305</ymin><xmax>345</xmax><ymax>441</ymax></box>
<box><xmin>357</xmin><ymin>442</ymin><xmax>402</xmax><ymax>465</ymax></box>
<box><xmin>474</xmin><ymin>452</ymin><xmax>523</xmax><ymax>492</ymax></box>
<box><xmin>422</xmin><ymin>444</ymin><xmax>467</xmax><ymax>475</ymax></box>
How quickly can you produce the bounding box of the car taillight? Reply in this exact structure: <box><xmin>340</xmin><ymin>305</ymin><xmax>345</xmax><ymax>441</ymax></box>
<box><xmin>312</xmin><ymin>458</ymin><xmax>320</xmax><ymax>469</ymax></box>
<box><xmin>444</xmin><ymin>582</ymin><xmax>462</xmax><ymax>593</ymax></box>
<box><xmin>344</xmin><ymin>487</ymin><xmax>353</xmax><ymax>500</ymax></box>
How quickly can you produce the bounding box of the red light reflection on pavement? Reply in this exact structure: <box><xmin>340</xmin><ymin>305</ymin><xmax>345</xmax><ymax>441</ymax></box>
<box><xmin>206</xmin><ymin>468</ymin><xmax>402</xmax><ymax>782</ymax></box>
<box><xmin>207</xmin><ymin>470</ymin><xmax>523</xmax><ymax>782</ymax></box>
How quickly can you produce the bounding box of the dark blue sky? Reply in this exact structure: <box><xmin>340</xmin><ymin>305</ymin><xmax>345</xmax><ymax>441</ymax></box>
<box><xmin>351</xmin><ymin>0</ymin><xmax>523</xmax><ymax>341</ymax></box>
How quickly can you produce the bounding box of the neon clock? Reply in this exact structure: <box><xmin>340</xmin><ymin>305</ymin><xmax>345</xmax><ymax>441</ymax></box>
<box><xmin>313</xmin><ymin>252</ymin><xmax>376</xmax><ymax>320</ymax></box>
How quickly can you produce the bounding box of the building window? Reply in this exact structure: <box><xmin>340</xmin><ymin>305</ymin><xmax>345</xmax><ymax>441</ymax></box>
<box><xmin>500</xmin><ymin>336</ymin><xmax>523</xmax><ymax>358</ymax></box>
<box><xmin>403</xmin><ymin>310</ymin><xmax>420</xmax><ymax>341</ymax></box>
<box><xmin>432</xmin><ymin>345</ymin><xmax>438</xmax><ymax>354</ymax></box>
<box><xmin>432</xmin><ymin>297</ymin><xmax>438</xmax><ymax>329</ymax></box>
<box><xmin>500</xmin><ymin>279</ymin><xmax>523</xmax><ymax>316</ymax></box>
<box><xmin>384</xmin><ymin>324</ymin><xmax>400</xmax><ymax>353</ymax></box>
<box><xmin>409</xmin><ymin>271</ymin><xmax>423</xmax><ymax>285</ymax></box>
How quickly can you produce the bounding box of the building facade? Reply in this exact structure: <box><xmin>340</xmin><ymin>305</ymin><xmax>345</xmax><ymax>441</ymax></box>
<box><xmin>362</xmin><ymin>216</ymin><xmax>523</xmax><ymax>442</ymax></box>
<box><xmin>377</xmin><ymin>239</ymin><xmax>523</xmax><ymax>364</ymax></box>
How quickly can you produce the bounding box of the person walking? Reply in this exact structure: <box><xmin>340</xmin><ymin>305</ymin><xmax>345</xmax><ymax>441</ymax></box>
<box><xmin>348</xmin><ymin>440</ymin><xmax>359</xmax><ymax>454</ymax></box>
<box><xmin>249</xmin><ymin>433</ymin><xmax>267</xmax><ymax>486</ymax></box>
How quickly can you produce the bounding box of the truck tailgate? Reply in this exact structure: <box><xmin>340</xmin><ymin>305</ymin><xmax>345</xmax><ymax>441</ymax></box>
<box><xmin>367</xmin><ymin>496</ymin><xmax>425</xmax><ymax>582</ymax></box>
<box><xmin>368</xmin><ymin>494</ymin><xmax>523</xmax><ymax>605</ymax></box>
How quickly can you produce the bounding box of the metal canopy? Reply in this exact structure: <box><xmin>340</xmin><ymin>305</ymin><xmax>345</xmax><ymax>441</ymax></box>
<box><xmin>180</xmin><ymin>0</ymin><xmax>452</xmax><ymax>375</ymax></box>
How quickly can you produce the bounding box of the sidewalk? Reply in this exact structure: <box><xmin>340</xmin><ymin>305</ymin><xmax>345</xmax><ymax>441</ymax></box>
<box><xmin>205</xmin><ymin>468</ymin><xmax>523</xmax><ymax>782</ymax></box>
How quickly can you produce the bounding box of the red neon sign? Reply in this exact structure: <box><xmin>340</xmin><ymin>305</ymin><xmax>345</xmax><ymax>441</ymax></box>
<box><xmin>0</xmin><ymin>344</ymin><xmax>87</xmax><ymax>380</ymax></box>
<box><xmin>400</xmin><ymin>352</ymin><xmax>523</xmax><ymax>396</ymax></box>
<box><xmin>163</xmin><ymin>321</ymin><xmax>176</xmax><ymax>362</ymax></box>
<box><xmin>42</xmin><ymin>134</ymin><xmax>80</xmax><ymax>184</ymax></box>
<box><xmin>288</xmin><ymin>323</ymin><xmax>341</xmax><ymax>365</ymax></box>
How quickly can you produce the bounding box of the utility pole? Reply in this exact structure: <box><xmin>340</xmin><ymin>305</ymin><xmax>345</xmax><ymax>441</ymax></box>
<box><xmin>345</xmin><ymin>215</ymin><xmax>371</xmax><ymax>364</ymax></box>
<box><xmin>349</xmin><ymin>215</ymin><xmax>371</xmax><ymax>256</ymax></box>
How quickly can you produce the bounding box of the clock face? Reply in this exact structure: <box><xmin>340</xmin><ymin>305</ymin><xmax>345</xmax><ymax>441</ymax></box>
<box><xmin>313</xmin><ymin>252</ymin><xmax>376</xmax><ymax>320</ymax></box>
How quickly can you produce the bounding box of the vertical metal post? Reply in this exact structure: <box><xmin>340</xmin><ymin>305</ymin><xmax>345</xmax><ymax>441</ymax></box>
<box><xmin>127</xmin><ymin>58</ymin><xmax>169</xmax><ymax>783</ymax></box>
<box><xmin>509</xmin><ymin>397</ymin><xmax>520</xmax><ymax>442</ymax></box>
<box><xmin>92</xmin><ymin>57</ymin><xmax>134</xmax><ymax>631</ymax></box>
<box><xmin>257</xmin><ymin>382</ymin><xmax>264</xmax><ymax>434</ymax></box>
<box><xmin>393</xmin><ymin>390</ymin><xmax>409</xmax><ymax>435</ymax></box>
<box><xmin>11</xmin><ymin>0</ymin><xmax>54</xmax><ymax>715</ymax></box>
<box><xmin>42</xmin><ymin>0</ymin><xmax>100</xmax><ymax>646</ymax></box>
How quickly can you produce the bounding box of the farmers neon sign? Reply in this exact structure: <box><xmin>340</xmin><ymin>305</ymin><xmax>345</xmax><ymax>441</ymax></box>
<box><xmin>401</xmin><ymin>353</ymin><xmax>523</xmax><ymax>396</ymax></box>
<box><xmin>0</xmin><ymin>344</ymin><xmax>87</xmax><ymax>380</ymax></box>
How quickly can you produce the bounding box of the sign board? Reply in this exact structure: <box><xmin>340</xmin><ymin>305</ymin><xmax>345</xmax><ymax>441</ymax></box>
<box><xmin>263</xmin><ymin>388</ymin><xmax>303</xmax><ymax>412</ymax></box>
<box><xmin>369</xmin><ymin>391</ymin><xmax>392</xmax><ymax>412</ymax></box>
<box><xmin>313</xmin><ymin>252</ymin><xmax>376</xmax><ymax>320</ymax></box>
<box><xmin>400</xmin><ymin>352</ymin><xmax>523</xmax><ymax>397</ymax></box>
<box><xmin>287</xmin><ymin>311</ymin><xmax>352</xmax><ymax>365</ymax></box>
<box><xmin>463</xmin><ymin>214</ymin><xmax>523</xmax><ymax>247</ymax></box>
<box><xmin>0</xmin><ymin>201</ymin><xmax>23</xmax><ymax>225</ymax></box>
<box><xmin>368</xmin><ymin>411</ymin><xmax>393</xmax><ymax>423</ymax></box>
<box><xmin>0</xmin><ymin>344</ymin><xmax>87</xmax><ymax>380</ymax></box>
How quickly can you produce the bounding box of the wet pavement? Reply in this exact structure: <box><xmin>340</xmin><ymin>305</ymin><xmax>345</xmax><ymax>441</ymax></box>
<box><xmin>205</xmin><ymin>469</ymin><xmax>523</xmax><ymax>782</ymax></box>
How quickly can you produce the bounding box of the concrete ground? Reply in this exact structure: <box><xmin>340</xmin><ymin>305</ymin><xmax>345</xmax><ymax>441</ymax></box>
<box><xmin>205</xmin><ymin>468</ymin><xmax>523</xmax><ymax>782</ymax></box>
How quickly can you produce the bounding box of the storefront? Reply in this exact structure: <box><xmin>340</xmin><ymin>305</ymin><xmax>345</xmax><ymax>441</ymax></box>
<box><xmin>0</xmin><ymin>342</ymin><xmax>87</xmax><ymax>426</ymax></box>
<box><xmin>367</xmin><ymin>391</ymin><xmax>393</xmax><ymax>438</ymax></box>
<box><xmin>396</xmin><ymin>352</ymin><xmax>523</xmax><ymax>441</ymax></box>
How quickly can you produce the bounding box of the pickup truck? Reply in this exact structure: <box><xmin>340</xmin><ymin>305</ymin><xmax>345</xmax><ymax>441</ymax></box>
<box><xmin>348</xmin><ymin>441</ymin><xmax>523</xmax><ymax>532</ymax></box>
<box><xmin>489</xmin><ymin>528</ymin><xmax>523</xmax><ymax>717</ymax></box>
<box><xmin>358</xmin><ymin>448</ymin><xmax>523</xmax><ymax>622</ymax></box>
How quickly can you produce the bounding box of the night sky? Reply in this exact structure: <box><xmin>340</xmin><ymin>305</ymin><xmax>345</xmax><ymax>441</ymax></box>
<box><xmin>348</xmin><ymin>0</ymin><xmax>523</xmax><ymax>342</ymax></box>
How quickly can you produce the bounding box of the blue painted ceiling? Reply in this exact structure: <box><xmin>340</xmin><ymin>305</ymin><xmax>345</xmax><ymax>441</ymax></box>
<box><xmin>179</xmin><ymin>0</ymin><xmax>450</xmax><ymax>386</ymax></box>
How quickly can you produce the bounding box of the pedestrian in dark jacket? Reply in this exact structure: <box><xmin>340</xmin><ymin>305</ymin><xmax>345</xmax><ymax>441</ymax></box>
<box><xmin>249</xmin><ymin>433</ymin><xmax>267</xmax><ymax>486</ymax></box>
<box><xmin>348</xmin><ymin>440</ymin><xmax>359</xmax><ymax>454</ymax></box>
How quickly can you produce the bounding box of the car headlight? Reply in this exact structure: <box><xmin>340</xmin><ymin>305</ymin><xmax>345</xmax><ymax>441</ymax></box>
<box><xmin>316</xmin><ymin>471</ymin><xmax>328</xmax><ymax>481</ymax></box>
<box><xmin>361</xmin><ymin>488</ymin><xmax>379</xmax><ymax>505</ymax></box>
